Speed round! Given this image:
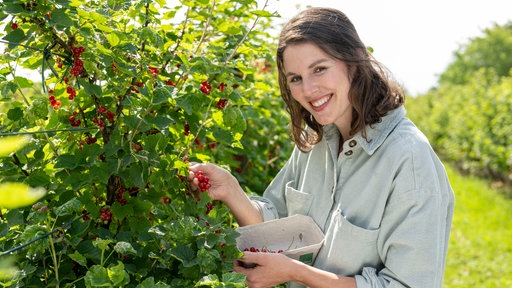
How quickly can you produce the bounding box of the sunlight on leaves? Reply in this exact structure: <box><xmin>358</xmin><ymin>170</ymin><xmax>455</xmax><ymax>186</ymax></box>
<box><xmin>0</xmin><ymin>135</ymin><xmax>31</xmax><ymax>157</ymax></box>
<box><xmin>0</xmin><ymin>183</ymin><xmax>46</xmax><ymax>209</ymax></box>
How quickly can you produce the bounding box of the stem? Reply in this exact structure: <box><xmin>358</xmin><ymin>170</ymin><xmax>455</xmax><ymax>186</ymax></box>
<box><xmin>48</xmin><ymin>236</ymin><xmax>60</xmax><ymax>288</ymax></box>
<box><xmin>103</xmin><ymin>249</ymin><xmax>116</xmax><ymax>266</ymax></box>
<box><xmin>223</xmin><ymin>0</ymin><xmax>270</xmax><ymax>65</ymax></box>
<box><xmin>193</xmin><ymin>0</ymin><xmax>216</xmax><ymax>56</ymax></box>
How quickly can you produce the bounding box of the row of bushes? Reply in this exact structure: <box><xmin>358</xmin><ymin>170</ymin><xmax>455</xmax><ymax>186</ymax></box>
<box><xmin>406</xmin><ymin>22</ymin><xmax>512</xmax><ymax>189</ymax></box>
<box><xmin>406</xmin><ymin>68</ymin><xmax>512</xmax><ymax>187</ymax></box>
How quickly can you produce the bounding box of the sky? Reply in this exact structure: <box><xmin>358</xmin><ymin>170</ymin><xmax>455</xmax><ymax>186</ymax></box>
<box><xmin>262</xmin><ymin>0</ymin><xmax>512</xmax><ymax>95</ymax></box>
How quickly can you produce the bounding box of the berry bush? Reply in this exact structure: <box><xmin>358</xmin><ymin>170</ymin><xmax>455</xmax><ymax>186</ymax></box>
<box><xmin>0</xmin><ymin>0</ymin><xmax>292</xmax><ymax>286</ymax></box>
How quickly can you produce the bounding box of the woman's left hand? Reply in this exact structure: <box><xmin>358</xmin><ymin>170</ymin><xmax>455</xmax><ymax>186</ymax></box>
<box><xmin>234</xmin><ymin>252</ymin><xmax>297</xmax><ymax>288</ymax></box>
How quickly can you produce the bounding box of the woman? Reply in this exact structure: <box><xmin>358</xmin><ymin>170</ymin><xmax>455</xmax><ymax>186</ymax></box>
<box><xmin>188</xmin><ymin>7</ymin><xmax>454</xmax><ymax>288</ymax></box>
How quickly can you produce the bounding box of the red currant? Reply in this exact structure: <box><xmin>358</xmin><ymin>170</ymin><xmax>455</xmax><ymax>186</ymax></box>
<box><xmin>196</xmin><ymin>171</ymin><xmax>211</xmax><ymax>192</ymax></box>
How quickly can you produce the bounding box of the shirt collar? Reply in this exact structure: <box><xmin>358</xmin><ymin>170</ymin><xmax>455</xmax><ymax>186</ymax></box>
<box><xmin>324</xmin><ymin>106</ymin><xmax>406</xmax><ymax>155</ymax></box>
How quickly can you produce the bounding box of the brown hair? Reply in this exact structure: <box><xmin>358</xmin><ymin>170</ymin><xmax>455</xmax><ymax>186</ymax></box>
<box><xmin>276</xmin><ymin>7</ymin><xmax>404</xmax><ymax>151</ymax></box>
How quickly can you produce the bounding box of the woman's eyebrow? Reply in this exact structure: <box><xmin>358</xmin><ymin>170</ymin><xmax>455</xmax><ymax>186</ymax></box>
<box><xmin>285</xmin><ymin>58</ymin><xmax>330</xmax><ymax>77</ymax></box>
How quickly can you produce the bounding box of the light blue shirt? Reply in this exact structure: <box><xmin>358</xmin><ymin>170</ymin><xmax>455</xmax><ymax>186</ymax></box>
<box><xmin>251</xmin><ymin>106</ymin><xmax>454</xmax><ymax>287</ymax></box>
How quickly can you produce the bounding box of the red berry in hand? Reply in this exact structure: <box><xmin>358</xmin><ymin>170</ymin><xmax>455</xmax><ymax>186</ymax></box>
<box><xmin>196</xmin><ymin>171</ymin><xmax>211</xmax><ymax>192</ymax></box>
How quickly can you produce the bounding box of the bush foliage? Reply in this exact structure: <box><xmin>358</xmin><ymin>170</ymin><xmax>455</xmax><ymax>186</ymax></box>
<box><xmin>0</xmin><ymin>0</ymin><xmax>292</xmax><ymax>286</ymax></box>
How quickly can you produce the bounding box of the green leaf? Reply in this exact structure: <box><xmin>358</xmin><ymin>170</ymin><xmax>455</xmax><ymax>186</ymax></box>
<box><xmin>0</xmin><ymin>135</ymin><xmax>30</xmax><ymax>156</ymax></box>
<box><xmin>3</xmin><ymin>3</ymin><xmax>25</xmax><ymax>14</ymax></box>
<box><xmin>7</xmin><ymin>107</ymin><xmax>23</xmax><ymax>121</ymax></box>
<box><xmin>136</xmin><ymin>277</ymin><xmax>171</xmax><ymax>288</ymax></box>
<box><xmin>111</xmin><ymin>202</ymin><xmax>134</xmax><ymax>221</ymax></box>
<box><xmin>80</xmin><ymin>80</ymin><xmax>103</xmax><ymax>97</ymax></box>
<box><xmin>51</xmin><ymin>8</ymin><xmax>75</xmax><ymax>27</ymax></box>
<box><xmin>0</xmin><ymin>256</ymin><xmax>19</xmax><ymax>282</ymax></box>
<box><xmin>107</xmin><ymin>261</ymin><xmax>130</xmax><ymax>287</ymax></box>
<box><xmin>14</xmin><ymin>76</ymin><xmax>33</xmax><ymax>88</ymax></box>
<box><xmin>25</xmin><ymin>171</ymin><xmax>51</xmax><ymax>187</ymax></box>
<box><xmin>140</xmin><ymin>27</ymin><xmax>163</xmax><ymax>47</ymax></box>
<box><xmin>68</xmin><ymin>251</ymin><xmax>88</xmax><ymax>267</ymax></box>
<box><xmin>175</xmin><ymin>92</ymin><xmax>204</xmax><ymax>115</ymax></box>
<box><xmin>106</xmin><ymin>32</ymin><xmax>121</xmax><ymax>47</ymax></box>
<box><xmin>0</xmin><ymin>183</ymin><xmax>46</xmax><ymax>209</ymax></box>
<box><xmin>55</xmin><ymin>197</ymin><xmax>81</xmax><ymax>216</ymax></box>
<box><xmin>222</xmin><ymin>272</ymin><xmax>246</xmax><ymax>285</ymax></box>
<box><xmin>54</xmin><ymin>154</ymin><xmax>80</xmax><ymax>169</ymax></box>
<box><xmin>168</xmin><ymin>244</ymin><xmax>197</xmax><ymax>267</ymax></box>
<box><xmin>152</xmin><ymin>86</ymin><xmax>173</xmax><ymax>105</ymax></box>
<box><xmin>113</xmin><ymin>241</ymin><xmax>137</xmax><ymax>255</ymax></box>
<box><xmin>1</xmin><ymin>81</ymin><xmax>18</xmax><ymax>96</ymax></box>
<box><xmin>84</xmin><ymin>265</ymin><xmax>111</xmax><ymax>287</ymax></box>
<box><xmin>224</xmin><ymin>106</ymin><xmax>247</xmax><ymax>133</ymax></box>
<box><xmin>196</xmin><ymin>274</ymin><xmax>220</xmax><ymax>286</ymax></box>
<box><xmin>93</xmin><ymin>238</ymin><xmax>114</xmax><ymax>251</ymax></box>
<box><xmin>146</xmin><ymin>115</ymin><xmax>174</xmax><ymax>131</ymax></box>
<box><xmin>2</xmin><ymin>28</ymin><xmax>26</xmax><ymax>49</ymax></box>
<box><xmin>251</xmin><ymin>9</ymin><xmax>275</xmax><ymax>17</ymax></box>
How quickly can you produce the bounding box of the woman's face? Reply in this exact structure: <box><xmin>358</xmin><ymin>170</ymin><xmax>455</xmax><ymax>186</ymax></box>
<box><xmin>283</xmin><ymin>42</ymin><xmax>353</xmax><ymax>138</ymax></box>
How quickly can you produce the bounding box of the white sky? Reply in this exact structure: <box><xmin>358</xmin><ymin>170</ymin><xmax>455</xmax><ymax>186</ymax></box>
<box><xmin>263</xmin><ymin>0</ymin><xmax>512</xmax><ymax>95</ymax></box>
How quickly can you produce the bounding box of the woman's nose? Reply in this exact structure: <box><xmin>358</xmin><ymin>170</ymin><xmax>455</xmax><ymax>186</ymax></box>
<box><xmin>302</xmin><ymin>77</ymin><xmax>318</xmax><ymax>96</ymax></box>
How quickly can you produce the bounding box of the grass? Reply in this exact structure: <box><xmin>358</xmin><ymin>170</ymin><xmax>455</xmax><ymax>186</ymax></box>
<box><xmin>443</xmin><ymin>163</ymin><xmax>512</xmax><ymax>287</ymax></box>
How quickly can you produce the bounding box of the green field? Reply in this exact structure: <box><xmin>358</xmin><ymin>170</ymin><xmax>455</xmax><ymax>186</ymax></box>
<box><xmin>443</xmin><ymin>163</ymin><xmax>512</xmax><ymax>287</ymax></box>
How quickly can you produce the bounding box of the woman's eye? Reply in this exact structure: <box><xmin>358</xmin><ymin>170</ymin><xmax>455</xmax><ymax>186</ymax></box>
<box><xmin>314</xmin><ymin>66</ymin><xmax>326</xmax><ymax>73</ymax></box>
<box><xmin>289</xmin><ymin>76</ymin><xmax>301</xmax><ymax>83</ymax></box>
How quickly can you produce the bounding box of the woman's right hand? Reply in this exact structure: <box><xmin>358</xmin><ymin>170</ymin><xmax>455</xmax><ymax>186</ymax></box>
<box><xmin>187</xmin><ymin>162</ymin><xmax>263</xmax><ymax>226</ymax></box>
<box><xmin>187</xmin><ymin>162</ymin><xmax>239</xmax><ymax>203</ymax></box>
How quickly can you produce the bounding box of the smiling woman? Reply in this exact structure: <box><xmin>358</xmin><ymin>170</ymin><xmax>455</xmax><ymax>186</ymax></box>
<box><xmin>189</xmin><ymin>7</ymin><xmax>455</xmax><ymax>288</ymax></box>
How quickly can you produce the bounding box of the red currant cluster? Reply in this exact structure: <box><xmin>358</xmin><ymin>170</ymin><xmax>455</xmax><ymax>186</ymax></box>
<box><xmin>82</xmin><ymin>209</ymin><xmax>90</xmax><ymax>221</ymax></box>
<box><xmin>160</xmin><ymin>196</ymin><xmax>170</xmax><ymax>204</ymax></box>
<box><xmin>184</xmin><ymin>123</ymin><xmax>190</xmax><ymax>136</ymax></box>
<box><xmin>69</xmin><ymin>111</ymin><xmax>81</xmax><ymax>127</ymax></box>
<box><xmin>56</xmin><ymin>57</ymin><xmax>63</xmax><ymax>69</ymax></box>
<box><xmin>70</xmin><ymin>46</ymin><xmax>85</xmax><ymax>77</ymax></box>
<box><xmin>131</xmin><ymin>142</ymin><xmax>143</xmax><ymax>151</ymax></box>
<box><xmin>117</xmin><ymin>187</ymin><xmax>127</xmax><ymax>206</ymax></box>
<box><xmin>219</xmin><ymin>82</ymin><xmax>227</xmax><ymax>92</ymax></box>
<box><xmin>148</xmin><ymin>66</ymin><xmax>159</xmax><ymax>78</ymax></box>
<box><xmin>48</xmin><ymin>89</ymin><xmax>61</xmax><ymax>110</ymax></box>
<box><xmin>66</xmin><ymin>85</ymin><xmax>77</xmax><ymax>100</ymax></box>
<box><xmin>197</xmin><ymin>171</ymin><xmax>211</xmax><ymax>192</ymax></box>
<box><xmin>98</xmin><ymin>106</ymin><xmax>116</xmax><ymax>122</ymax></box>
<box><xmin>84</xmin><ymin>135</ymin><xmax>97</xmax><ymax>145</ymax></box>
<box><xmin>92</xmin><ymin>117</ymin><xmax>105</xmax><ymax>130</ymax></box>
<box><xmin>99</xmin><ymin>207</ymin><xmax>112</xmax><ymax>224</ymax></box>
<box><xmin>194</xmin><ymin>137</ymin><xmax>202</xmax><ymax>149</ymax></box>
<box><xmin>243</xmin><ymin>247</ymin><xmax>284</xmax><ymax>253</ymax></box>
<box><xmin>11</xmin><ymin>22</ymin><xmax>18</xmax><ymax>30</ymax></box>
<box><xmin>200</xmin><ymin>81</ymin><xmax>212</xmax><ymax>95</ymax></box>
<box><xmin>206</xmin><ymin>202</ymin><xmax>215</xmax><ymax>215</ymax></box>
<box><xmin>216</xmin><ymin>98</ymin><xmax>228</xmax><ymax>109</ymax></box>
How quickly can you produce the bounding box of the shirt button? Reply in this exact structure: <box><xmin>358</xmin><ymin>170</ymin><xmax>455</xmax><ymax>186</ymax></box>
<box><xmin>344</xmin><ymin>150</ymin><xmax>353</xmax><ymax>156</ymax></box>
<box><xmin>348</xmin><ymin>140</ymin><xmax>357</xmax><ymax>147</ymax></box>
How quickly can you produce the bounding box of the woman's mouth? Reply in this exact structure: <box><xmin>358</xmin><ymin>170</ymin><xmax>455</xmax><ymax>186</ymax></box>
<box><xmin>310</xmin><ymin>94</ymin><xmax>332</xmax><ymax>109</ymax></box>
